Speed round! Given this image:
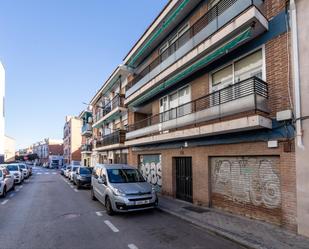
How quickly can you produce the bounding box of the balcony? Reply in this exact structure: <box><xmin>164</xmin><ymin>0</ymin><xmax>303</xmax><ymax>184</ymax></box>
<box><xmin>126</xmin><ymin>77</ymin><xmax>270</xmax><ymax>142</ymax></box>
<box><xmin>81</xmin><ymin>124</ymin><xmax>92</xmax><ymax>136</ymax></box>
<box><xmin>81</xmin><ymin>144</ymin><xmax>92</xmax><ymax>153</ymax></box>
<box><xmin>92</xmin><ymin>94</ymin><xmax>126</xmax><ymax>128</ymax></box>
<box><xmin>125</xmin><ymin>0</ymin><xmax>267</xmax><ymax>102</ymax></box>
<box><xmin>95</xmin><ymin>130</ymin><xmax>126</xmax><ymax>150</ymax></box>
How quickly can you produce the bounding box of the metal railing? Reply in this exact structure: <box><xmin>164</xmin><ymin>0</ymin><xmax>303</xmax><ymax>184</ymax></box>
<box><xmin>127</xmin><ymin>77</ymin><xmax>268</xmax><ymax>132</ymax></box>
<box><xmin>96</xmin><ymin>130</ymin><xmax>126</xmax><ymax>147</ymax></box>
<box><xmin>81</xmin><ymin>144</ymin><xmax>92</xmax><ymax>152</ymax></box>
<box><xmin>126</xmin><ymin>0</ymin><xmax>264</xmax><ymax>91</ymax></box>
<box><xmin>93</xmin><ymin>94</ymin><xmax>125</xmax><ymax>123</ymax></box>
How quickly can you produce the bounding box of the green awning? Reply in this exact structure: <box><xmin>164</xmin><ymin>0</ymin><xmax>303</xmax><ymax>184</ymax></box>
<box><xmin>129</xmin><ymin>28</ymin><xmax>253</xmax><ymax>107</ymax></box>
<box><xmin>92</xmin><ymin>110</ymin><xmax>122</xmax><ymax>129</ymax></box>
<box><xmin>128</xmin><ymin>0</ymin><xmax>190</xmax><ymax>67</ymax></box>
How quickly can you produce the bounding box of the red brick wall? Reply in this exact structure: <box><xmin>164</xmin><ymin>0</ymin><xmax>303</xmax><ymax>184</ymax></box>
<box><xmin>128</xmin><ymin>141</ymin><xmax>297</xmax><ymax>231</ymax></box>
<box><xmin>49</xmin><ymin>144</ymin><xmax>63</xmax><ymax>156</ymax></box>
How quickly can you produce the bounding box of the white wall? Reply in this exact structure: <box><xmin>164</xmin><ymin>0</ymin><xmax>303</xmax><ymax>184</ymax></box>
<box><xmin>0</xmin><ymin>62</ymin><xmax>5</xmax><ymax>162</ymax></box>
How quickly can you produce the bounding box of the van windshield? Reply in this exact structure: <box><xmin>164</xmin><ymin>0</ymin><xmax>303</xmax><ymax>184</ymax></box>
<box><xmin>107</xmin><ymin>169</ymin><xmax>145</xmax><ymax>183</ymax></box>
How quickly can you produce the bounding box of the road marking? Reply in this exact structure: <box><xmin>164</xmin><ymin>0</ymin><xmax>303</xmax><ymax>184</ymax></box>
<box><xmin>45</xmin><ymin>173</ymin><xmax>49</xmax><ymax>175</ymax></box>
<box><xmin>128</xmin><ymin>244</ymin><xmax>139</xmax><ymax>249</ymax></box>
<box><xmin>104</xmin><ymin>220</ymin><xmax>119</xmax><ymax>233</ymax></box>
<box><xmin>15</xmin><ymin>189</ymin><xmax>19</xmax><ymax>192</ymax></box>
<box><xmin>74</xmin><ymin>189</ymin><xmax>79</xmax><ymax>192</ymax></box>
<box><xmin>1</xmin><ymin>200</ymin><xmax>8</xmax><ymax>205</ymax></box>
<box><xmin>52</xmin><ymin>172</ymin><xmax>57</xmax><ymax>175</ymax></box>
<box><xmin>70</xmin><ymin>185</ymin><xmax>74</xmax><ymax>188</ymax></box>
<box><xmin>9</xmin><ymin>193</ymin><xmax>14</xmax><ymax>198</ymax></box>
<box><xmin>95</xmin><ymin>211</ymin><xmax>105</xmax><ymax>216</ymax></box>
<box><xmin>37</xmin><ymin>173</ymin><xmax>42</xmax><ymax>175</ymax></box>
<box><xmin>20</xmin><ymin>185</ymin><xmax>23</xmax><ymax>188</ymax></box>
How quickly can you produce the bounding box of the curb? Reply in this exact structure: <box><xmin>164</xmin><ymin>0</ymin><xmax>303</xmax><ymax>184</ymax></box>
<box><xmin>158</xmin><ymin>205</ymin><xmax>265</xmax><ymax>249</ymax></box>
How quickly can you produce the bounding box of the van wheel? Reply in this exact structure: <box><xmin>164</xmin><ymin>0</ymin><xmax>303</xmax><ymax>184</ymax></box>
<box><xmin>105</xmin><ymin>197</ymin><xmax>114</xmax><ymax>216</ymax></box>
<box><xmin>91</xmin><ymin>188</ymin><xmax>97</xmax><ymax>201</ymax></box>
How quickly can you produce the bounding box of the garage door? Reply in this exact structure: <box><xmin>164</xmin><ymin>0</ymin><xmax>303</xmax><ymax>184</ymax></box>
<box><xmin>210</xmin><ymin>156</ymin><xmax>282</xmax><ymax>224</ymax></box>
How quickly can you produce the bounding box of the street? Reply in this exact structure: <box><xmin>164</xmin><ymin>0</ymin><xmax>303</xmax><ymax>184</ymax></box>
<box><xmin>0</xmin><ymin>167</ymin><xmax>243</xmax><ymax>249</ymax></box>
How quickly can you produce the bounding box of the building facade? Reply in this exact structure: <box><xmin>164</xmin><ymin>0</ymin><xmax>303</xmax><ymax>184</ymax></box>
<box><xmin>0</xmin><ymin>62</ymin><xmax>5</xmax><ymax>163</ymax></box>
<box><xmin>123</xmin><ymin>0</ymin><xmax>297</xmax><ymax>231</ymax></box>
<box><xmin>89</xmin><ymin>66</ymin><xmax>130</xmax><ymax>166</ymax></box>
<box><xmin>32</xmin><ymin>139</ymin><xmax>63</xmax><ymax>165</ymax></box>
<box><xmin>291</xmin><ymin>0</ymin><xmax>309</xmax><ymax>237</ymax></box>
<box><xmin>63</xmin><ymin>116</ymin><xmax>82</xmax><ymax>164</ymax></box>
<box><xmin>81</xmin><ymin>0</ymin><xmax>309</xmax><ymax>235</ymax></box>
<box><xmin>4</xmin><ymin>135</ymin><xmax>15</xmax><ymax>162</ymax></box>
<box><xmin>79</xmin><ymin>109</ymin><xmax>93</xmax><ymax>167</ymax></box>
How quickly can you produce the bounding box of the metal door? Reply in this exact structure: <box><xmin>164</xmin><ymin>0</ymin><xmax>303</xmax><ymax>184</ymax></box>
<box><xmin>175</xmin><ymin>157</ymin><xmax>192</xmax><ymax>202</ymax></box>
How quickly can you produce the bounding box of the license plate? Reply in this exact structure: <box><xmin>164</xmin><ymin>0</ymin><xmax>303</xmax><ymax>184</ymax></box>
<box><xmin>135</xmin><ymin>200</ymin><xmax>150</xmax><ymax>205</ymax></box>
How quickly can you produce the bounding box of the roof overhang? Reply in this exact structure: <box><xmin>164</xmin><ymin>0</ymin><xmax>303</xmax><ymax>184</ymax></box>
<box><xmin>124</xmin><ymin>0</ymin><xmax>203</xmax><ymax>68</ymax></box>
<box><xmin>90</xmin><ymin>65</ymin><xmax>131</xmax><ymax>105</ymax></box>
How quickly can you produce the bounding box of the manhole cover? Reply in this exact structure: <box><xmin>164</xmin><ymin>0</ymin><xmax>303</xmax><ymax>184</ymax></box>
<box><xmin>61</xmin><ymin>213</ymin><xmax>81</xmax><ymax>219</ymax></box>
<box><xmin>182</xmin><ymin>206</ymin><xmax>209</xmax><ymax>213</ymax></box>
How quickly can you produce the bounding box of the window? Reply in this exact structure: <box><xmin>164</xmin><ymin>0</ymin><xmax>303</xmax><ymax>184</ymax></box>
<box><xmin>211</xmin><ymin>49</ymin><xmax>263</xmax><ymax>90</ymax></box>
<box><xmin>159</xmin><ymin>85</ymin><xmax>191</xmax><ymax>121</ymax></box>
<box><xmin>210</xmin><ymin>49</ymin><xmax>264</xmax><ymax>104</ymax></box>
<box><xmin>159</xmin><ymin>23</ymin><xmax>190</xmax><ymax>56</ymax></box>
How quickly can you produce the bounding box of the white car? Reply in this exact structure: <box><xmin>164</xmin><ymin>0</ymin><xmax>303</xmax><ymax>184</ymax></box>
<box><xmin>69</xmin><ymin>166</ymin><xmax>79</xmax><ymax>181</ymax></box>
<box><xmin>19</xmin><ymin>164</ymin><xmax>30</xmax><ymax>179</ymax></box>
<box><xmin>64</xmin><ymin>166</ymin><xmax>72</xmax><ymax>178</ymax></box>
<box><xmin>6</xmin><ymin>164</ymin><xmax>23</xmax><ymax>184</ymax></box>
<box><xmin>0</xmin><ymin>166</ymin><xmax>15</xmax><ymax>197</ymax></box>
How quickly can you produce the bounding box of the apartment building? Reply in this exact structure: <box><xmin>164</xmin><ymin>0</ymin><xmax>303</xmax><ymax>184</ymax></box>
<box><xmin>63</xmin><ymin>116</ymin><xmax>82</xmax><ymax>164</ymax></box>
<box><xmin>79</xmin><ymin>109</ymin><xmax>93</xmax><ymax>166</ymax></box>
<box><xmin>32</xmin><ymin>138</ymin><xmax>63</xmax><ymax>165</ymax></box>
<box><xmin>89</xmin><ymin>66</ymin><xmax>130</xmax><ymax>166</ymax></box>
<box><xmin>122</xmin><ymin>0</ymin><xmax>297</xmax><ymax>231</ymax></box>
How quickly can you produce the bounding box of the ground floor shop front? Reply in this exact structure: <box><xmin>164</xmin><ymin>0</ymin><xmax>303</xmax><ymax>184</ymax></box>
<box><xmin>127</xmin><ymin>141</ymin><xmax>297</xmax><ymax>231</ymax></box>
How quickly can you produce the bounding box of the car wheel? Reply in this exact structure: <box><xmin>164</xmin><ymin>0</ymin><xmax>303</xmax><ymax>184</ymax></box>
<box><xmin>105</xmin><ymin>197</ymin><xmax>114</xmax><ymax>216</ymax></box>
<box><xmin>1</xmin><ymin>186</ymin><xmax>6</xmax><ymax>198</ymax></box>
<box><xmin>76</xmin><ymin>181</ymin><xmax>80</xmax><ymax>189</ymax></box>
<box><xmin>73</xmin><ymin>180</ymin><xmax>76</xmax><ymax>185</ymax></box>
<box><xmin>91</xmin><ymin>188</ymin><xmax>97</xmax><ymax>201</ymax></box>
<box><xmin>12</xmin><ymin>183</ymin><xmax>15</xmax><ymax>191</ymax></box>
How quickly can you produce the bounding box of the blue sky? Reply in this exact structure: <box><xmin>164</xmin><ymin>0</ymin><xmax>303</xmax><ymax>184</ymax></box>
<box><xmin>0</xmin><ymin>0</ymin><xmax>168</xmax><ymax>150</ymax></box>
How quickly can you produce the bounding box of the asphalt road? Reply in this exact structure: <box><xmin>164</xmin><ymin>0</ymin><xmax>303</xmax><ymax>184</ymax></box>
<box><xmin>0</xmin><ymin>167</ymin><xmax>243</xmax><ymax>249</ymax></box>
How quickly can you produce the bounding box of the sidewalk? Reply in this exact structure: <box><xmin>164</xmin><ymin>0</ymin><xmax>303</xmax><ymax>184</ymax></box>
<box><xmin>158</xmin><ymin>195</ymin><xmax>309</xmax><ymax>249</ymax></box>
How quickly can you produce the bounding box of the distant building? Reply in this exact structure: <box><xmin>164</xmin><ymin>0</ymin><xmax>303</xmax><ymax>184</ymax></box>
<box><xmin>0</xmin><ymin>62</ymin><xmax>5</xmax><ymax>163</ymax></box>
<box><xmin>63</xmin><ymin>116</ymin><xmax>82</xmax><ymax>164</ymax></box>
<box><xmin>4</xmin><ymin>135</ymin><xmax>15</xmax><ymax>162</ymax></box>
<box><xmin>32</xmin><ymin>138</ymin><xmax>63</xmax><ymax>165</ymax></box>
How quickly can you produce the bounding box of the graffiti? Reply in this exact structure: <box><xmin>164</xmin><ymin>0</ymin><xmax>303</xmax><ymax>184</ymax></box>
<box><xmin>139</xmin><ymin>155</ymin><xmax>162</xmax><ymax>191</ymax></box>
<box><xmin>211</xmin><ymin>157</ymin><xmax>281</xmax><ymax>209</ymax></box>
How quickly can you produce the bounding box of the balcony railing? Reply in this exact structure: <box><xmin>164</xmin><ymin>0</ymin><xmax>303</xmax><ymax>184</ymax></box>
<box><xmin>81</xmin><ymin>124</ymin><xmax>92</xmax><ymax>135</ymax></box>
<box><xmin>81</xmin><ymin>144</ymin><xmax>92</xmax><ymax>152</ymax></box>
<box><xmin>94</xmin><ymin>94</ymin><xmax>125</xmax><ymax>123</ymax></box>
<box><xmin>127</xmin><ymin>77</ymin><xmax>268</xmax><ymax>135</ymax></box>
<box><xmin>96</xmin><ymin>130</ymin><xmax>126</xmax><ymax>148</ymax></box>
<box><xmin>126</xmin><ymin>0</ymin><xmax>264</xmax><ymax>92</ymax></box>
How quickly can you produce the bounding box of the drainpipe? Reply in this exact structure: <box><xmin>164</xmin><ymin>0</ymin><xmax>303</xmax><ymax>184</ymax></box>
<box><xmin>290</xmin><ymin>0</ymin><xmax>304</xmax><ymax>149</ymax></box>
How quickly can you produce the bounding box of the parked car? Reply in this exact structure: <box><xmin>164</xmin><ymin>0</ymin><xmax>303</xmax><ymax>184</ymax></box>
<box><xmin>60</xmin><ymin>165</ymin><xmax>67</xmax><ymax>175</ymax></box>
<box><xmin>73</xmin><ymin>167</ymin><xmax>92</xmax><ymax>189</ymax></box>
<box><xmin>91</xmin><ymin>164</ymin><xmax>158</xmax><ymax>215</ymax></box>
<box><xmin>64</xmin><ymin>166</ymin><xmax>72</xmax><ymax>178</ymax></box>
<box><xmin>69</xmin><ymin>166</ymin><xmax>79</xmax><ymax>182</ymax></box>
<box><xmin>19</xmin><ymin>164</ymin><xmax>30</xmax><ymax>179</ymax></box>
<box><xmin>5</xmin><ymin>163</ymin><xmax>23</xmax><ymax>184</ymax></box>
<box><xmin>0</xmin><ymin>166</ymin><xmax>15</xmax><ymax>197</ymax></box>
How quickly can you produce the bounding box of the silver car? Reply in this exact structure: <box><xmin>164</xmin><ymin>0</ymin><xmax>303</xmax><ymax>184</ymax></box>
<box><xmin>91</xmin><ymin>164</ymin><xmax>158</xmax><ymax>215</ymax></box>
